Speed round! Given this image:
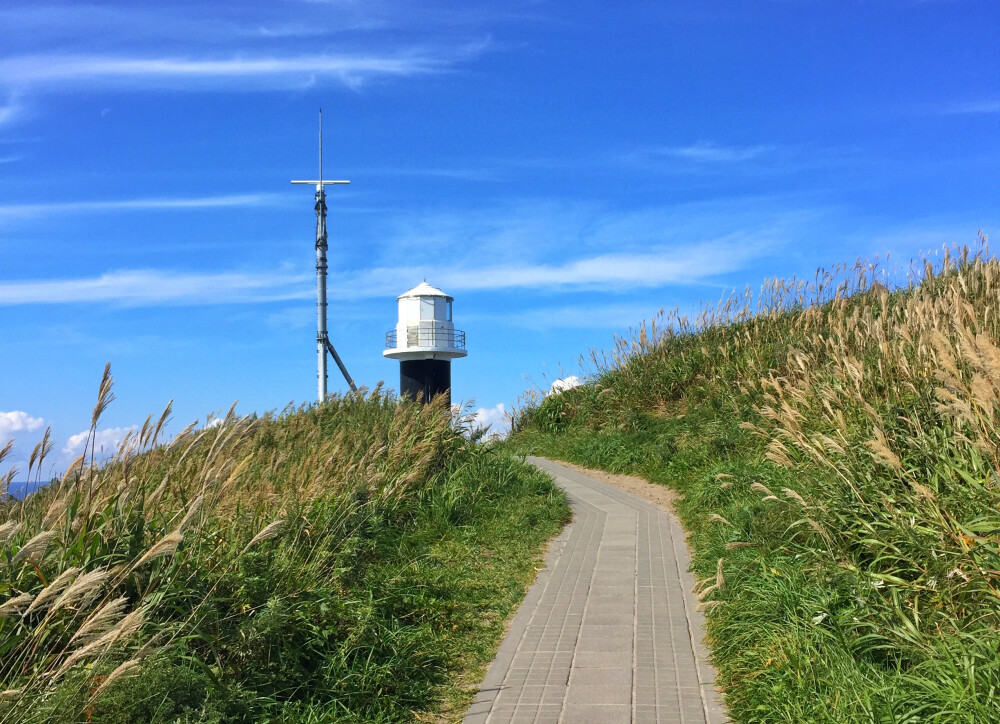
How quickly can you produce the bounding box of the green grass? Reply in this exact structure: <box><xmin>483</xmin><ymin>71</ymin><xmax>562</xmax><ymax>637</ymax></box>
<box><xmin>508</xmin><ymin>243</ymin><xmax>1000</xmax><ymax>723</ymax></box>
<box><xmin>0</xmin><ymin>379</ymin><xmax>569</xmax><ymax>723</ymax></box>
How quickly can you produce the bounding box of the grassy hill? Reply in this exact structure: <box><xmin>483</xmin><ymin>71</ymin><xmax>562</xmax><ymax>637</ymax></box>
<box><xmin>509</xmin><ymin>241</ymin><xmax>1000</xmax><ymax>723</ymax></box>
<box><xmin>0</xmin><ymin>381</ymin><xmax>569</xmax><ymax>723</ymax></box>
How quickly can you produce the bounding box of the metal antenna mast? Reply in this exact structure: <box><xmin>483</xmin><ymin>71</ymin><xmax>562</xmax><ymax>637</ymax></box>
<box><xmin>292</xmin><ymin>110</ymin><xmax>357</xmax><ymax>402</ymax></box>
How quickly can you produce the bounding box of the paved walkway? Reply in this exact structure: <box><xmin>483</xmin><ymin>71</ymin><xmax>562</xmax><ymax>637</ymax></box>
<box><xmin>464</xmin><ymin>457</ymin><xmax>728</xmax><ymax>724</ymax></box>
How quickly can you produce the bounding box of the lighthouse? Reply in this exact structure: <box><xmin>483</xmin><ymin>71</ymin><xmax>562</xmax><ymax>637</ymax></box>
<box><xmin>384</xmin><ymin>282</ymin><xmax>467</xmax><ymax>405</ymax></box>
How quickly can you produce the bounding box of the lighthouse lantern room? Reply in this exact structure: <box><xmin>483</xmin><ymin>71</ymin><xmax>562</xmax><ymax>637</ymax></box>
<box><xmin>384</xmin><ymin>282</ymin><xmax>467</xmax><ymax>405</ymax></box>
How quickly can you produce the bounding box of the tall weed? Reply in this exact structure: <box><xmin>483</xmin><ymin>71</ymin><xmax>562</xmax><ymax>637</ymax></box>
<box><xmin>2</xmin><ymin>379</ymin><xmax>567</xmax><ymax>722</ymax></box>
<box><xmin>511</xmin><ymin>236</ymin><xmax>1000</xmax><ymax>722</ymax></box>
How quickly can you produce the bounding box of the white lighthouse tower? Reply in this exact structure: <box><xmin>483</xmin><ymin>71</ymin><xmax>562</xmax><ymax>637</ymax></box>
<box><xmin>384</xmin><ymin>282</ymin><xmax>467</xmax><ymax>405</ymax></box>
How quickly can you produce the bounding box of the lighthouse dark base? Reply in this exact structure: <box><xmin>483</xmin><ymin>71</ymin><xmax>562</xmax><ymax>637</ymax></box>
<box><xmin>400</xmin><ymin>359</ymin><xmax>451</xmax><ymax>405</ymax></box>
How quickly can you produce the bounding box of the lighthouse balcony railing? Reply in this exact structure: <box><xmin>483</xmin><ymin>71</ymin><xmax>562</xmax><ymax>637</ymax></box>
<box><xmin>386</xmin><ymin>327</ymin><xmax>466</xmax><ymax>350</ymax></box>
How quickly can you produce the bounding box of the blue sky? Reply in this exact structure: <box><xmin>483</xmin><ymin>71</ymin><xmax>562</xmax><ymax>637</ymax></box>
<box><xmin>1</xmin><ymin>0</ymin><xmax>998</xmax><ymax>478</ymax></box>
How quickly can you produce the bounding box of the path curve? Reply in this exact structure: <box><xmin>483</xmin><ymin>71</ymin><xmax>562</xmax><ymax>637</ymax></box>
<box><xmin>463</xmin><ymin>457</ymin><xmax>728</xmax><ymax>724</ymax></box>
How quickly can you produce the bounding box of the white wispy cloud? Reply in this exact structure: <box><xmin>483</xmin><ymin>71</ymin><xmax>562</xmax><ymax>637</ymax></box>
<box><xmin>626</xmin><ymin>141</ymin><xmax>776</xmax><ymax>166</ymax></box>
<box><xmin>372</xmin><ymin>197</ymin><xmax>814</xmax><ymax>272</ymax></box>
<box><xmin>0</xmin><ymin>93</ymin><xmax>25</xmax><ymax>126</ymax></box>
<box><xmin>339</xmin><ymin>233</ymin><xmax>777</xmax><ymax>299</ymax></box>
<box><xmin>0</xmin><ymin>47</ymin><xmax>482</xmax><ymax>91</ymax></box>
<box><xmin>0</xmin><ymin>241</ymin><xmax>752</xmax><ymax>308</ymax></box>
<box><xmin>0</xmin><ymin>194</ymin><xmax>282</xmax><ymax>219</ymax></box>
<box><xmin>364</xmin><ymin>165</ymin><xmax>500</xmax><ymax>182</ymax></box>
<box><xmin>0</xmin><ymin>269</ymin><xmax>310</xmax><ymax>306</ymax></box>
<box><xmin>0</xmin><ymin>195</ymin><xmax>794</xmax><ymax>307</ymax></box>
<box><xmin>477</xmin><ymin>302</ymin><xmax>668</xmax><ymax>331</ymax></box>
<box><xmin>0</xmin><ymin>1</ymin><xmax>490</xmax><ymax>47</ymax></box>
<box><xmin>445</xmin><ymin>245</ymin><xmax>747</xmax><ymax>290</ymax></box>
<box><xmin>941</xmin><ymin>98</ymin><xmax>1000</xmax><ymax>115</ymax></box>
<box><xmin>663</xmin><ymin>141</ymin><xmax>775</xmax><ymax>163</ymax></box>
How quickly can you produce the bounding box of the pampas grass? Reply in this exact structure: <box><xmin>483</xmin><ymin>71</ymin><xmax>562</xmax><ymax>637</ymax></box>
<box><xmin>0</xmin><ymin>367</ymin><xmax>472</xmax><ymax>723</ymax></box>
<box><xmin>511</xmin><ymin>235</ymin><xmax>1000</xmax><ymax>722</ymax></box>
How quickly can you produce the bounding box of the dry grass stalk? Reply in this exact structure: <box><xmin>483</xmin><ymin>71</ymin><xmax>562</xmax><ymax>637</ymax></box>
<box><xmin>0</xmin><ymin>592</ymin><xmax>35</xmax><ymax>618</ymax></box>
<box><xmin>909</xmin><ymin>479</ymin><xmax>937</xmax><ymax>502</ymax></box>
<box><xmin>61</xmin><ymin>454</ymin><xmax>86</xmax><ymax>483</ymax></box>
<box><xmin>51</xmin><ymin>568</ymin><xmax>111</xmax><ymax>614</ymax></box>
<box><xmin>12</xmin><ymin>530</ymin><xmax>57</xmax><ymax>564</ymax></box>
<box><xmin>178</xmin><ymin>495</ymin><xmax>204</xmax><ymax>531</ymax></box>
<box><xmin>132</xmin><ymin>532</ymin><xmax>183</xmax><ymax>569</ymax></box>
<box><xmin>42</xmin><ymin>497</ymin><xmax>69</xmax><ymax>530</ymax></box>
<box><xmin>28</xmin><ymin>428</ymin><xmax>53</xmax><ymax>481</ymax></box>
<box><xmin>764</xmin><ymin>439</ymin><xmax>795</xmax><ymax>468</ymax></box>
<box><xmin>91</xmin><ymin>363</ymin><xmax>116</xmax><ymax>429</ymax></box>
<box><xmin>24</xmin><ymin>566</ymin><xmax>82</xmax><ymax>615</ymax></box>
<box><xmin>0</xmin><ymin>519</ymin><xmax>21</xmax><ymax>542</ymax></box>
<box><xmin>89</xmin><ymin>658</ymin><xmax>142</xmax><ymax>701</ymax></box>
<box><xmin>54</xmin><ymin>608</ymin><xmax>146</xmax><ymax>680</ymax></box>
<box><xmin>243</xmin><ymin>520</ymin><xmax>286</xmax><ymax>552</ymax></box>
<box><xmin>782</xmin><ymin>488</ymin><xmax>808</xmax><ymax>506</ymax></box>
<box><xmin>70</xmin><ymin>596</ymin><xmax>129</xmax><ymax>644</ymax></box>
<box><xmin>805</xmin><ymin>518</ymin><xmax>834</xmax><ymax>548</ymax></box>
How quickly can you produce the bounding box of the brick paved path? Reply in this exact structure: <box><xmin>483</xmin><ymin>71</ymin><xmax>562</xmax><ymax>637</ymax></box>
<box><xmin>464</xmin><ymin>457</ymin><xmax>728</xmax><ymax>724</ymax></box>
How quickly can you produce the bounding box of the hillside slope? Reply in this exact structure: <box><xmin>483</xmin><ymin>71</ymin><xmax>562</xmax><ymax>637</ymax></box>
<box><xmin>510</xmin><ymin>243</ymin><xmax>1000</xmax><ymax>723</ymax></box>
<box><xmin>1</xmin><ymin>383</ymin><xmax>569</xmax><ymax>723</ymax></box>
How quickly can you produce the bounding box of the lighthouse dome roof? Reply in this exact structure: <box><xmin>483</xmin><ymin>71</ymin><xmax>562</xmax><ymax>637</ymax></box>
<box><xmin>397</xmin><ymin>281</ymin><xmax>452</xmax><ymax>301</ymax></box>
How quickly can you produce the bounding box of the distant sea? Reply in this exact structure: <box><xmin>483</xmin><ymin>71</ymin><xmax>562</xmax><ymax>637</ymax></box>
<box><xmin>4</xmin><ymin>481</ymin><xmax>49</xmax><ymax>500</ymax></box>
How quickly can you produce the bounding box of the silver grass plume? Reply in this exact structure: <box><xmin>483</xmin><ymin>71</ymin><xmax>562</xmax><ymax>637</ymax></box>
<box><xmin>91</xmin><ymin>363</ymin><xmax>116</xmax><ymax>430</ymax></box>
<box><xmin>69</xmin><ymin>596</ymin><xmax>128</xmax><ymax>644</ymax></box>
<box><xmin>782</xmin><ymin>488</ymin><xmax>808</xmax><ymax>506</ymax></box>
<box><xmin>0</xmin><ymin>519</ymin><xmax>21</xmax><ymax>543</ymax></box>
<box><xmin>24</xmin><ymin>566</ymin><xmax>81</xmax><ymax>615</ymax></box>
<box><xmin>89</xmin><ymin>658</ymin><xmax>142</xmax><ymax>701</ymax></box>
<box><xmin>151</xmin><ymin>400</ymin><xmax>173</xmax><ymax>448</ymax></box>
<box><xmin>28</xmin><ymin>428</ymin><xmax>53</xmax><ymax>481</ymax></box>
<box><xmin>12</xmin><ymin>531</ymin><xmax>56</xmax><ymax>564</ymax></box>
<box><xmin>132</xmin><ymin>532</ymin><xmax>183</xmax><ymax>569</ymax></box>
<box><xmin>0</xmin><ymin>469</ymin><xmax>13</xmax><ymax>498</ymax></box>
<box><xmin>62</xmin><ymin>454</ymin><xmax>86</xmax><ymax>483</ymax></box>
<box><xmin>242</xmin><ymin>520</ymin><xmax>286</xmax><ymax>553</ymax></box>
<box><xmin>42</xmin><ymin>497</ymin><xmax>68</xmax><ymax>529</ymax></box>
<box><xmin>51</xmin><ymin>568</ymin><xmax>110</xmax><ymax>614</ymax></box>
<box><xmin>0</xmin><ymin>593</ymin><xmax>35</xmax><ymax>618</ymax></box>
<box><xmin>54</xmin><ymin>607</ymin><xmax>146</xmax><ymax>680</ymax></box>
<box><xmin>178</xmin><ymin>495</ymin><xmax>204</xmax><ymax>531</ymax></box>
